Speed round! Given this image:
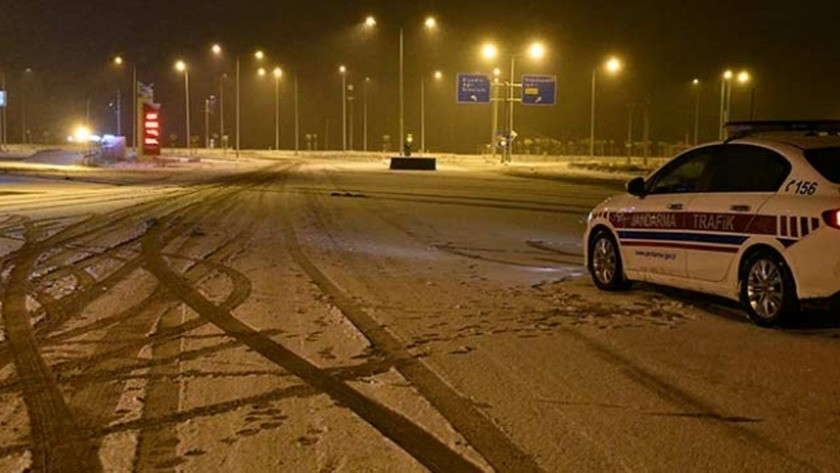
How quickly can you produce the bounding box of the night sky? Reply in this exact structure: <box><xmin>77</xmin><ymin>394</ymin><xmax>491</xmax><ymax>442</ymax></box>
<box><xmin>1</xmin><ymin>0</ymin><xmax>838</xmax><ymax>152</ymax></box>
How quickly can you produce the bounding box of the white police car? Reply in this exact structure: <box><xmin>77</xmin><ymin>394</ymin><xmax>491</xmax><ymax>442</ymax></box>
<box><xmin>584</xmin><ymin>121</ymin><xmax>840</xmax><ymax>326</ymax></box>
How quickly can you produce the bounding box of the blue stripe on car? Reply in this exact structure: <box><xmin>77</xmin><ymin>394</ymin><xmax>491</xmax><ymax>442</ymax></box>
<box><xmin>617</xmin><ymin>231</ymin><xmax>748</xmax><ymax>246</ymax></box>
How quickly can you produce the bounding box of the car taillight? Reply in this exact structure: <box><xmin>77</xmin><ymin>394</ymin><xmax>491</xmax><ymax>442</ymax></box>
<box><xmin>823</xmin><ymin>209</ymin><xmax>840</xmax><ymax>229</ymax></box>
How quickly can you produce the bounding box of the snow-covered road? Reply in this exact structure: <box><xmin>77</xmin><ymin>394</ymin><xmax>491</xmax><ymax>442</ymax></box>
<box><xmin>0</xmin><ymin>156</ymin><xmax>837</xmax><ymax>472</ymax></box>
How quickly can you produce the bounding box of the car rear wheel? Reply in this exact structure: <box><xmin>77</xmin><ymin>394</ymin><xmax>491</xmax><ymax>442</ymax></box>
<box><xmin>589</xmin><ymin>231</ymin><xmax>628</xmax><ymax>290</ymax></box>
<box><xmin>741</xmin><ymin>251</ymin><xmax>798</xmax><ymax>326</ymax></box>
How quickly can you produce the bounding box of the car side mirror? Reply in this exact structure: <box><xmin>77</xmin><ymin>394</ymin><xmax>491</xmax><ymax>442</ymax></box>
<box><xmin>626</xmin><ymin>177</ymin><xmax>646</xmax><ymax>197</ymax></box>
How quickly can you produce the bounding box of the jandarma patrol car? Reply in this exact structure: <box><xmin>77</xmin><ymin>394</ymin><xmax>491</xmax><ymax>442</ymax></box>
<box><xmin>584</xmin><ymin>121</ymin><xmax>840</xmax><ymax>326</ymax></box>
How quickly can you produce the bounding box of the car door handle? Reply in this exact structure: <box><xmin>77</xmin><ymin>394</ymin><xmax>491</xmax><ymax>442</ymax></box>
<box><xmin>666</xmin><ymin>203</ymin><xmax>684</xmax><ymax>210</ymax></box>
<box><xmin>730</xmin><ymin>205</ymin><xmax>751</xmax><ymax>212</ymax></box>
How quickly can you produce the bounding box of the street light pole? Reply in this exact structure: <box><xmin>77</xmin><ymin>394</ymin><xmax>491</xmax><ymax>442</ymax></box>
<box><xmin>294</xmin><ymin>74</ymin><xmax>300</xmax><ymax>154</ymax></box>
<box><xmin>220</xmin><ymin>75</ymin><xmax>225</xmax><ymax>151</ymax></box>
<box><xmin>274</xmin><ymin>69</ymin><xmax>281</xmax><ymax>151</ymax></box>
<box><xmin>693</xmin><ymin>80</ymin><xmax>700</xmax><ymax>145</ymax></box>
<box><xmin>204</xmin><ymin>97</ymin><xmax>210</xmax><ymax>149</ymax></box>
<box><xmin>0</xmin><ymin>69</ymin><xmax>5</xmax><ymax>149</ymax></box>
<box><xmin>399</xmin><ymin>28</ymin><xmax>404</xmax><ymax>154</ymax></box>
<box><xmin>236</xmin><ymin>56</ymin><xmax>241</xmax><ymax>160</ymax></box>
<box><xmin>340</xmin><ymin>66</ymin><xmax>347</xmax><ymax>151</ymax></box>
<box><xmin>363</xmin><ymin>78</ymin><xmax>369</xmax><ymax>152</ymax></box>
<box><xmin>420</xmin><ymin>78</ymin><xmax>425</xmax><ymax>154</ymax></box>
<box><xmin>185</xmin><ymin>70</ymin><xmax>191</xmax><ymax>153</ymax></box>
<box><xmin>590</xmin><ymin>68</ymin><xmax>597</xmax><ymax>158</ymax></box>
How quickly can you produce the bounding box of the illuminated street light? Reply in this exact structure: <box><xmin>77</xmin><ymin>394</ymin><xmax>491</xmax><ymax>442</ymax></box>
<box><xmin>113</xmin><ymin>56</ymin><xmax>123</xmax><ymax>66</ymax></box>
<box><xmin>175</xmin><ymin>60</ymin><xmax>191</xmax><ymax>153</ymax></box>
<box><xmin>365</xmin><ymin>15</ymin><xmax>376</xmax><ymax>28</ymax></box>
<box><xmin>493</xmin><ymin>67</ymin><xmax>501</xmax><ymax>77</ymax></box>
<box><xmin>424</xmin><ymin>16</ymin><xmax>437</xmax><ymax>30</ymax></box>
<box><xmin>528</xmin><ymin>42</ymin><xmax>546</xmax><ymax>60</ymax></box>
<box><xmin>340</xmin><ymin>65</ymin><xmax>347</xmax><ymax>151</ymax></box>
<box><xmin>434</xmin><ymin>70</ymin><xmax>443</xmax><ymax>80</ymax></box>
<box><xmin>255</xmin><ymin>50</ymin><xmax>264</xmax><ymax>60</ymax></box>
<box><xmin>723</xmin><ymin>69</ymin><xmax>733</xmax><ymax>80</ymax></box>
<box><xmin>211</xmin><ymin>44</ymin><xmax>222</xmax><ymax>55</ymax></box>
<box><xmin>738</xmin><ymin>71</ymin><xmax>751</xmax><ymax>84</ymax></box>
<box><xmin>590</xmin><ymin>56</ymin><xmax>625</xmax><ymax>157</ymax></box>
<box><xmin>605</xmin><ymin>57</ymin><xmax>623</xmax><ymax>74</ymax></box>
<box><xmin>482</xmin><ymin>43</ymin><xmax>499</xmax><ymax>60</ymax></box>
<box><xmin>257</xmin><ymin>67</ymin><xmax>266</xmax><ymax>76</ymax></box>
<box><xmin>692</xmin><ymin>78</ymin><xmax>701</xmax><ymax>145</ymax></box>
<box><xmin>273</xmin><ymin>67</ymin><xmax>282</xmax><ymax>78</ymax></box>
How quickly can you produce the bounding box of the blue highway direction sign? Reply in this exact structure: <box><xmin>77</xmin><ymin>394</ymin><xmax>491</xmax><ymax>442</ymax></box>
<box><xmin>457</xmin><ymin>74</ymin><xmax>491</xmax><ymax>103</ymax></box>
<box><xmin>0</xmin><ymin>91</ymin><xmax>5</xmax><ymax>108</ymax></box>
<box><xmin>522</xmin><ymin>75</ymin><xmax>556</xmax><ymax>106</ymax></box>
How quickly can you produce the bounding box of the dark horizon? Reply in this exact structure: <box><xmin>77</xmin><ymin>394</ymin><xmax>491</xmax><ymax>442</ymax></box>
<box><xmin>1</xmin><ymin>0</ymin><xmax>838</xmax><ymax>153</ymax></box>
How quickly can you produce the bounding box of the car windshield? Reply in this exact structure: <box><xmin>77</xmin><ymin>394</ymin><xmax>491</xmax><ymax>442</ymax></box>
<box><xmin>804</xmin><ymin>147</ymin><xmax>840</xmax><ymax>184</ymax></box>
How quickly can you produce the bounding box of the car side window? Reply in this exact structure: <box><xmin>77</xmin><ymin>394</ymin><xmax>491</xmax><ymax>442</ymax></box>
<box><xmin>707</xmin><ymin>145</ymin><xmax>792</xmax><ymax>193</ymax></box>
<box><xmin>646</xmin><ymin>147</ymin><xmax>718</xmax><ymax>195</ymax></box>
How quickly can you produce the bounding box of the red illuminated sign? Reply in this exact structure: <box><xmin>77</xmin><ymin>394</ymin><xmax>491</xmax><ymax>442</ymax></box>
<box><xmin>142</xmin><ymin>103</ymin><xmax>162</xmax><ymax>156</ymax></box>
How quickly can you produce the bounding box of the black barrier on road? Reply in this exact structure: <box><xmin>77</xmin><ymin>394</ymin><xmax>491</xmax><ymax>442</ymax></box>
<box><xmin>390</xmin><ymin>157</ymin><xmax>436</xmax><ymax>171</ymax></box>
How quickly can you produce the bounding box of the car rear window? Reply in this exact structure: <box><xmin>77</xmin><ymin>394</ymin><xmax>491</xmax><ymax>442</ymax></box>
<box><xmin>805</xmin><ymin>147</ymin><xmax>840</xmax><ymax>183</ymax></box>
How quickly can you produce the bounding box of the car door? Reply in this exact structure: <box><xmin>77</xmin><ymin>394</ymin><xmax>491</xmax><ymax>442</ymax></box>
<box><xmin>616</xmin><ymin>146</ymin><xmax>719</xmax><ymax>278</ymax></box>
<box><xmin>685</xmin><ymin>144</ymin><xmax>792</xmax><ymax>282</ymax></box>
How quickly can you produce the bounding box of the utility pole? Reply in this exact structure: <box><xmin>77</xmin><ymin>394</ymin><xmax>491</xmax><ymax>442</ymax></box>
<box><xmin>491</xmin><ymin>78</ymin><xmax>499</xmax><ymax>156</ymax></box>
<box><xmin>420</xmin><ymin>79</ymin><xmax>425</xmax><ymax>154</ymax></box>
<box><xmin>348</xmin><ymin>85</ymin><xmax>355</xmax><ymax>151</ymax></box>
<box><xmin>627</xmin><ymin>105</ymin><xmax>634</xmax><ymax>162</ymax></box>
<box><xmin>643</xmin><ymin>99</ymin><xmax>651</xmax><ymax>165</ymax></box>
<box><xmin>341</xmin><ymin>69</ymin><xmax>347</xmax><ymax>151</ymax></box>
<box><xmin>0</xmin><ymin>69</ymin><xmax>6</xmax><ymax>149</ymax></box>
<box><xmin>116</xmin><ymin>88</ymin><xmax>122</xmax><ymax>135</ymax></box>
<box><xmin>220</xmin><ymin>74</ymin><xmax>226</xmax><ymax>152</ymax></box>
<box><xmin>363</xmin><ymin>78</ymin><xmax>369</xmax><ymax>152</ymax></box>
<box><xmin>205</xmin><ymin>97</ymin><xmax>211</xmax><ymax>148</ymax></box>
<box><xmin>399</xmin><ymin>28</ymin><xmax>405</xmax><ymax>154</ymax></box>
<box><xmin>236</xmin><ymin>56</ymin><xmax>241</xmax><ymax>160</ymax></box>
<box><xmin>294</xmin><ymin>75</ymin><xmax>300</xmax><ymax>154</ymax></box>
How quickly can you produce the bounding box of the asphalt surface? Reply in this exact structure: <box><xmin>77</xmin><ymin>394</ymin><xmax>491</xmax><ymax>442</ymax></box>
<box><xmin>0</xmin><ymin>156</ymin><xmax>837</xmax><ymax>472</ymax></box>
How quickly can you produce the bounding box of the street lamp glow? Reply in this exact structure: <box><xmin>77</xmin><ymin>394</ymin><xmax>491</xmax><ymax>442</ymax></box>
<box><xmin>255</xmin><ymin>50</ymin><xmax>264</xmax><ymax>60</ymax></box>
<box><xmin>424</xmin><ymin>16</ymin><xmax>437</xmax><ymax>29</ymax></box>
<box><xmin>434</xmin><ymin>70</ymin><xmax>443</xmax><ymax>80</ymax></box>
<box><xmin>482</xmin><ymin>43</ymin><xmax>498</xmax><ymax>60</ymax></box>
<box><xmin>73</xmin><ymin>126</ymin><xmax>91</xmax><ymax>143</ymax></box>
<box><xmin>273</xmin><ymin>67</ymin><xmax>283</xmax><ymax>78</ymax></box>
<box><xmin>605</xmin><ymin>57</ymin><xmax>622</xmax><ymax>74</ymax></box>
<box><xmin>339</xmin><ymin>65</ymin><xmax>347</xmax><ymax>74</ymax></box>
<box><xmin>365</xmin><ymin>15</ymin><xmax>376</xmax><ymax>28</ymax></box>
<box><xmin>692</xmin><ymin>78</ymin><xmax>700</xmax><ymax>85</ymax></box>
<box><xmin>528</xmin><ymin>42</ymin><xmax>546</xmax><ymax>60</ymax></box>
<box><xmin>211</xmin><ymin>44</ymin><xmax>222</xmax><ymax>55</ymax></box>
<box><xmin>493</xmin><ymin>67</ymin><xmax>501</xmax><ymax>77</ymax></box>
<box><xmin>723</xmin><ymin>69</ymin><xmax>733</xmax><ymax>80</ymax></box>
<box><xmin>737</xmin><ymin>71</ymin><xmax>751</xmax><ymax>84</ymax></box>
<box><xmin>113</xmin><ymin>56</ymin><xmax>123</xmax><ymax>66</ymax></box>
<box><xmin>257</xmin><ymin>67</ymin><xmax>266</xmax><ymax>76</ymax></box>
<box><xmin>175</xmin><ymin>60</ymin><xmax>187</xmax><ymax>72</ymax></box>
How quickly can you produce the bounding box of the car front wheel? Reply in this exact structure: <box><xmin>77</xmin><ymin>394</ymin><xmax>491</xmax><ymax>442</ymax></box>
<box><xmin>741</xmin><ymin>251</ymin><xmax>798</xmax><ymax>326</ymax></box>
<box><xmin>589</xmin><ymin>231</ymin><xmax>628</xmax><ymax>290</ymax></box>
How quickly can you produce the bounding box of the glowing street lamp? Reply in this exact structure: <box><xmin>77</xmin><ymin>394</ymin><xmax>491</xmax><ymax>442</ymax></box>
<box><xmin>528</xmin><ymin>42</ymin><xmax>546</xmax><ymax>60</ymax></box>
<box><xmin>362</xmin><ymin>15</ymin><xmax>439</xmax><ymax>155</ymax></box>
<box><xmin>482</xmin><ymin>42</ymin><xmax>549</xmax><ymax>161</ymax></box>
<box><xmin>692</xmin><ymin>78</ymin><xmax>701</xmax><ymax>145</ymax></box>
<box><xmin>737</xmin><ymin>71</ymin><xmax>750</xmax><ymax>84</ymax></box>
<box><xmin>175</xmin><ymin>60</ymin><xmax>191</xmax><ymax>153</ymax></box>
<box><xmin>421</xmin><ymin>69</ymin><xmax>444</xmax><ymax>153</ymax></box>
<box><xmin>211</xmin><ymin>44</ymin><xmax>222</xmax><ymax>56</ymax></box>
<box><xmin>257</xmin><ymin>67</ymin><xmax>266</xmax><ymax>76</ymax></box>
<box><xmin>482</xmin><ymin>43</ymin><xmax>499</xmax><ymax>60</ymax></box>
<box><xmin>267</xmin><ymin>67</ymin><xmax>283</xmax><ymax>150</ymax></box>
<box><xmin>590</xmin><ymin>56</ymin><xmax>624</xmax><ymax>157</ymax></box>
<box><xmin>340</xmin><ymin>65</ymin><xmax>347</xmax><ymax>151</ymax></box>
<box><xmin>254</xmin><ymin>50</ymin><xmax>264</xmax><ymax>61</ymax></box>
